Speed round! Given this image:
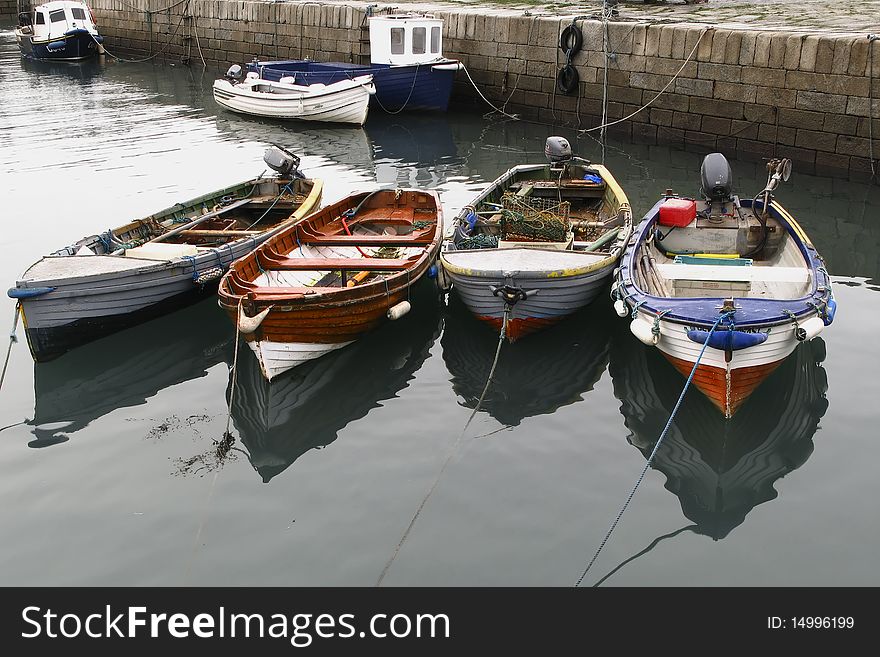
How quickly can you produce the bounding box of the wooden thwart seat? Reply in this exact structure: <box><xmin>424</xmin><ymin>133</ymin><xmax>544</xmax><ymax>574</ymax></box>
<box><xmin>655</xmin><ymin>263</ymin><xmax>809</xmax><ymax>283</ymax></box>
<box><xmin>259</xmin><ymin>255</ymin><xmax>416</xmax><ymax>271</ymax></box>
<box><xmin>296</xmin><ymin>233</ymin><xmax>433</xmax><ymax>246</ymax></box>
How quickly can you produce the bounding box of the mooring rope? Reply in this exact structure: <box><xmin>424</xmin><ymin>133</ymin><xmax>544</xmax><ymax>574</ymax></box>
<box><xmin>0</xmin><ymin>304</ymin><xmax>21</xmax><ymax>395</ymax></box>
<box><xmin>376</xmin><ymin>306</ymin><xmax>511</xmax><ymax>586</ymax></box>
<box><xmin>372</xmin><ymin>63</ymin><xmax>420</xmax><ymax>115</ymax></box>
<box><xmin>592</xmin><ymin>524</ymin><xmax>698</xmax><ymax>587</ymax></box>
<box><xmin>460</xmin><ymin>63</ymin><xmax>520</xmax><ymax>121</ymax></box>
<box><xmin>574</xmin><ymin>310</ymin><xmax>732</xmax><ymax>587</ymax></box>
<box><xmin>579</xmin><ymin>27</ymin><xmax>710</xmax><ymax>135</ymax></box>
<box><xmin>869</xmin><ymin>34</ymin><xmax>878</xmax><ymax>179</ymax></box>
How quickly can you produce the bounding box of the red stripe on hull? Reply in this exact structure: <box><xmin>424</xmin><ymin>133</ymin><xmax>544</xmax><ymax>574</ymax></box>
<box><xmin>663</xmin><ymin>354</ymin><xmax>783</xmax><ymax>418</ymax></box>
<box><xmin>477</xmin><ymin>315</ymin><xmax>563</xmax><ymax>342</ymax></box>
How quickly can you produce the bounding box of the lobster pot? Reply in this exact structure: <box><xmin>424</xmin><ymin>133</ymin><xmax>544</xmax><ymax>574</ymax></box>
<box><xmin>500</xmin><ymin>193</ymin><xmax>570</xmax><ymax>243</ymax></box>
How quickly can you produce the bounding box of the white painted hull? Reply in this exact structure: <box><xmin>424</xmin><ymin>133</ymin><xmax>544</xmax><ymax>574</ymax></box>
<box><xmin>247</xmin><ymin>339</ymin><xmax>354</xmax><ymax>382</ymax></box>
<box><xmin>213</xmin><ymin>76</ymin><xmax>374</xmax><ymax>125</ymax></box>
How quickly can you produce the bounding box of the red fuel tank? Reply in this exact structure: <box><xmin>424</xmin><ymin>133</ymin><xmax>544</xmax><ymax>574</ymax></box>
<box><xmin>658</xmin><ymin>198</ymin><xmax>697</xmax><ymax>227</ymax></box>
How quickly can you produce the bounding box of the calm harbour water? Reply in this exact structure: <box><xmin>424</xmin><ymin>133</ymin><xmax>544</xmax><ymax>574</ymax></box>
<box><xmin>1</xmin><ymin>29</ymin><xmax>879</xmax><ymax>587</ymax></box>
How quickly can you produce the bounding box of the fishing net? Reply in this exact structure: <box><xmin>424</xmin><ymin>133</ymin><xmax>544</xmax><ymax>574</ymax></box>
<box><xmin>499</xmin><ymin>193</ymin><xmax>571</xmax><ymax>242</ymax></box>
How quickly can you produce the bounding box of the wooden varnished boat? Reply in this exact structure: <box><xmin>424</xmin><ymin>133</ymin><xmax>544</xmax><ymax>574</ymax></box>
<box><xmin>218</xmin><ymin>188</ymin><xmax>443</xmax><ymax>381</ymax></box>
<box><xmin>8</xmin><ymin>147</ymin><xmax>322</xmax><ymax>362</ymax></box>
<box><xmin>614</xmin><ymin>154</ymin><xmax>836</xmax><ymax>417</ymax></box>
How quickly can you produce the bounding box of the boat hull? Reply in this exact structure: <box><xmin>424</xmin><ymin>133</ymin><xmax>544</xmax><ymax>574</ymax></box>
<box><xmin>212</xmin><ymin>77</ymin><xmax>373</xmax><ymax>125</ymax></box>
<box><xmin>11</xmin><ymin>177</ymin><xmax>322</xmax><ymax>362</ymax></box>
<box><xmin>249</xmin><ymin>60</ymin><xmax>458</xmax><ymax>112</ymax></box>
<box><xmin>218</xmin><ymin>189</ymin><xmax>443</xmax><ymax>381</ymax></box>
<box><xmin>16</xmin><ymin>28</ymin><xmax>102</xmax><ymax>61</ymax></box>
<box><xmin>442</xmin><ymin>253</ymin><xmax>616</xmax><ymax>341</ymax></box>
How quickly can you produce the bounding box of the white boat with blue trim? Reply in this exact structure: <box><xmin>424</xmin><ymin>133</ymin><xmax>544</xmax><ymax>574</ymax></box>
<box><xmin>613</xmin><ymin>154</ymin><xmax>836</xmax><ymax>417</ymax></box>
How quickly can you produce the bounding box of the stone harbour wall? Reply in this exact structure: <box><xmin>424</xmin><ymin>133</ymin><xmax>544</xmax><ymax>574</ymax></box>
<box><xmin>1</xmin><ymin>0</ymin><xmax>19</xmax><ymax>22</ymax></box>
<box><xmin>78</xmin><ymin>1</ymin><xmax>880</xmax><ymax>178</ymax></box>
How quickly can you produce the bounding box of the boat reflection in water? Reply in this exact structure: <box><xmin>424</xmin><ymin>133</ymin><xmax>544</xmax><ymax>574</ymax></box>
<box><xmin>28</xmin><ymin>300</ymin><xmax>233</xmax><ymax>448</ymax></box>
<box><xmin>609</xmin><ymin>333</ymin><xmax>829</xmax><ymax>539</ymax></box>
<box><xmin>19</xmin><ymin>52</ymin><xmax>107</xmax><ymax>81</ymax></box>
<box><xmin>228</xmin><ymin>283</ymin><xmax>442</xmax><ymax>482</ymax></box>
<box><xmin>442</xmin><ymin>295</ymin><xmax>613</xmax><ymax>427</ymax></box>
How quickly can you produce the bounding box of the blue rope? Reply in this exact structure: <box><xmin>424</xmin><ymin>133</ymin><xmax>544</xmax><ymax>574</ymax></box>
<box><xmin>574</xmin><ymin>310</ymin><xmax>734</xmax><ymax>587</ymax></box>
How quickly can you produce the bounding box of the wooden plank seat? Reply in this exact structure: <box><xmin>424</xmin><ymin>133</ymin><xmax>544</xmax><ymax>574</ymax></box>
<box><xmin>258</xmin><ymin>255</ymin><xmax>417</xmax><ymax>271</ymax></box>
<box><xmin>179</xmin><ymin>229</ymin><xmax>263</xmax><ymax>237</ymax></box>
<box><xmin>240</xmin><ymin>286</ymin><xmax>340</xmax><ymax>298</ymax></box>
<box><xmin>294</xmin><ymin>233</ymin><xmax>434</xmax><ymax>246</ymax></box>
<box><xmin>655</xmin><ymin>263</ymin><xmax>810</xmax><ymax>283</ymax></box>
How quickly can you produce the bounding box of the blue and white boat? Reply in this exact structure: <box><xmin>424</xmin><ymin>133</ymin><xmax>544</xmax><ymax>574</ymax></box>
<box><xmin>15</xmin><ymin>1</ymin><xmax>104</xmax><ymax>61</ymax></box>
<box><xmin>248</xmin><ymin>13</ymin><xmax>462</xmax><ymax>113</ymax></box>
<box><xmin>613</xmin><ymin>154</ymin><xmax>835</xmax><ymax>418</ymax></box>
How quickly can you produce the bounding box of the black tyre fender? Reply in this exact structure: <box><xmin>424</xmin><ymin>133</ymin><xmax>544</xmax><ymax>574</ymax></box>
<box><xmin>556</xmin><ymin>64</ymin><xmax>580</xmax><ymax>95</ymax></box>
<box><xmin>559</xmin><ymin>24</ymin><xmax>583</xmax><ymax>55</ymax></box>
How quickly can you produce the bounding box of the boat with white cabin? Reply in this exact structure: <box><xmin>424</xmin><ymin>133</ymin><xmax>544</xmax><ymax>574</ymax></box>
<box><xmin>14</xmin><ymin>1</ymin><xmax>104</xmax><ymax>61</ymax></box>
<box><xmin>247</xmin><ymin>12</ymin><xmax>462</xmax><ymax>113</ymax></box>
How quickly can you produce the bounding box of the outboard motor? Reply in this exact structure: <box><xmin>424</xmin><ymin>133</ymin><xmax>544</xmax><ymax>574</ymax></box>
<box><xmin>700</xmin><ymin>153</ymin><xmax>733</xmax><ymax>203</ymax></box>
<box><xmin>226</xmin><ymin>64</ymin><xmax>243</xmax><ymax>81</ymax></box>
<box><xmin>263</xmin><ymin>145</ymin><xmax>302</xmax><ymax>178</ymax></box>
<box><xmin>545</xmin><ymin>136</ymin><xmax>573</xmax><ymax>166</ymax></box>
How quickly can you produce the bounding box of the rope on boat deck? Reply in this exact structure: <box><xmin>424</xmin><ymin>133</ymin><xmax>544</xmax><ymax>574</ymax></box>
<box><xmin>574</xmin><ymin>310</ymin><xmax>733</xmax><ymax>587</ymax></box>
<box><xmin>0</xmin><ymin>303</ymin><xmax>21</xmax><ymax>395</ymax></box>
<box><xmin>376</xmin><ymin>306</ymin><xmax>511</xmax><ymax>587</ymax></box>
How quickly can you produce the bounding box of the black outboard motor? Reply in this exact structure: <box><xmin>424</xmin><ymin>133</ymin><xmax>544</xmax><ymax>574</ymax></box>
<box><xmin>700</xmin><ymin>153</ymin><xmax>733</xmax><ymax>203</ymax></box>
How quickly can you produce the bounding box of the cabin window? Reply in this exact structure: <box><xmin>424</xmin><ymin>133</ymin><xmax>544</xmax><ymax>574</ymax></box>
<box><xmin>412</xmin><ymin>27</ymin><xmax>426</xmax><ymax>54</ymax></box>
<box><xmin>430</xmin><ymin>26</ymin><xmax>441</xmax><ymax>54</ymax></box>
<box><xmin>49</xmin><ymin>9</ymin><xmax>67</xmax><ymax>22</ymax></box>
<box><xmin>390</xmin><ymin>27</ymin><xmax>404</xmax><ymax>55</ymax></box>
<box><xmin>35</xmin><ymin>11</ymin><xmax>45</xmax><ymax>24</ymax></box>
<box><xmin>71</xmin><ymin>7</ymin><xmax>86</xmax><ymax>20</ymax></box>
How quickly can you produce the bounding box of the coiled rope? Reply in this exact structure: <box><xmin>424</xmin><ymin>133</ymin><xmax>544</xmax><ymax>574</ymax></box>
<box><xmin>0</xmin><ymin>304</ymin><xmax>21</xmax><ymax>394</ymax></box>
<box><xmin>377</xmin><ymin>306</ymin><xmax>511</xmax><ymax>586</ymax></box>
<box><xmin>574</xmin><ymin>310</ymin><xmax>732</xmax><ymax>587</ymax></box>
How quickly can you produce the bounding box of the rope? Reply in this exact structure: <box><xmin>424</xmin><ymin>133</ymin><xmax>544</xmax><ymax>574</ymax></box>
<box><xmin>460</xmin><ymin>63</ymin><xmax>520</xmax><ymax>121</ymax></box>
<box><xmin>192</xmin><ymin>14</ymin><xmax>207</xmax><ymax>67</ymax></box>
<box><xmin>869</xmin><ymin>34</ymin><xmax>878</xmax><ymax>179</ymax></box>
<box><xmin>372</xmin><ymin>63</ymin><xmax>420</xmax><ymax>114</ymax></box>
<box><xmin>574</xmin><ymin>310</ymin><xmax>732</xmax><ymax>587</ymax></box>
<box><xmin>93</xmin><ymin>1</ymin><xmax>191</xmax><ymax>64</ymax></box>
<box><xmin>225</xmin><ymin>299</ymin><xmax>243</xmax><ymax>438</ymax></box>
<box><xmin>0</xmin><ymin>304</ymin><xmax>21</xmax><ymax>394</ymax></box>
<box><xmin>377</xmin><ymin>307</ymin><xmax>510</xmax><ymax>586</ymax></box>
<box><xmin>244</xmin><ymin>183</ymin><xmax>293</xmax><ymax>230</ymax></box>
<box><xmin>579</xmin><ymin>28</ymin><xmax>709</xmax><ymax>135</ymax></box>
<box><xmin>592</xmin><ymin>525</ymin><xmax>697</xmax><ymax>587</ymax></box>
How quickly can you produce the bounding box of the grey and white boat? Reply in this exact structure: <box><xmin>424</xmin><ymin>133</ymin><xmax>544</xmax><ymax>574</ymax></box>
<box><xmin>8</xmin><ymin>147</ymin><xmax>323</xmax><ymax>362</ymax></box>
<box><xmin>438</xmin><ymin>137</ymin><xmax>633</xmax><ymax>341</ymax></box>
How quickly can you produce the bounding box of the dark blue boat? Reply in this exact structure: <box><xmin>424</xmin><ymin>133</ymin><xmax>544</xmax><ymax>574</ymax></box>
<box><xmin>247</xmin><ymin>13</ymin><xmax>461</xmax><ymax>113</ymax></box>
<box><xmin>15</xmin><ymin>1</ymin><xmax>104</xmax><ymax>62</ymax></box>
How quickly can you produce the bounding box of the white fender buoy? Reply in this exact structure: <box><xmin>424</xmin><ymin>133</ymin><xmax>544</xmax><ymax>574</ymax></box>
<box><xmin>630</xmin><ymin>316</ymin><xmax>659</xmax><ymax>346</ymax></box>
<box><xmin>797</xmin><ymin>316</ymin><xmax>825</xmax><ymax>341</ymax></box>
<box><xmin>238</xmin><ymin>306</ymin><xmax>271</xmax><ymax>334</ymax></box>
<box><xmin>387</xmin><ymin>300</ymin><xmax>411</xmax><ymax>320</ymax></box>
<box><xmin>614</xmin><ymin>299</ymin><xmax>629</xmax><ymax>317</ymax></box>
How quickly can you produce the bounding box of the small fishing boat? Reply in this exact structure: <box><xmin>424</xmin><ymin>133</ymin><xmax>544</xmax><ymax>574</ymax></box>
<box><xmin>609</xmin><ymin>330</ymin><xmax>828</xmax><ymax>539</ymax></box>
<box><xmin>248</xmin><ymin>13</ymin><xmax>462</xmax><ymax>113</ymax></box>
<box><xmin>613</xmin><ymin>154</ymin><xmax>836</xmax><ymax>417</ymax></box>
<box><xmin>213</xmin><ymin>68</ymin><xmax>376</xmax><ymax>125</ymax></box>
<box><xmin>9</xmin><ymin>147</ymin><xmax>322</xmax><ymax>362</ymax></box>
<box><xmin>15</xmin><ymin>1</ymin><xmax>104</xmax><ymax>61</ymax></box>
<box><xmin>438</xmin><ymin>136</ymin><xmax>634</xmax><ymax>341</ymax></box>
<box><xmin>218</xmin><ymin>188</ymin><xmax>443</xmax><ymax>381</ymax></box>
